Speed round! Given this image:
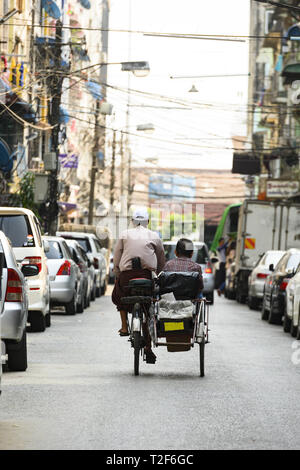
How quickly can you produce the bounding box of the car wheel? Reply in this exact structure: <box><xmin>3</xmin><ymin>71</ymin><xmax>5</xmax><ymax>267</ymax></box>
<box><xmin>77</xmin><ymin>293</ymin><xmax>84</xmax><ymax>313</ymax></box>
<box><xmin>45</xmin><ymin>304</ymin><xmax>51</xmax><ymax>327</ymax></box>
<box><xmin>248</xmin><ymin>295</ymin><xmax>259</xmax><ymax>310</ymax></box>
<box><xmin>31</xmin><ymin>311</ymin><xmax>46</xmax><ymax>332</ymax></box>
<box><xmin>6</xmin><ymin>331</ymin><xmax>28</xmax><ymax>372</ymax></box>
<box><xmin>283</xmin><ymin>308</ymin><xmax>292</xmax><ymax>333</ymax></box>
<box><xmin>96</xmin><ymin>276</ymin><xmax>102</xmax><ymax>298</ymax></box>
<box><xmin>65</xmin><ymin>294</ymin><xmax>76</xmax><ymax>315</ymax></box>
<box><xmin>290</xmin><ymin>317</ymin><xmax>298</xmax><ymax>337</ymax></box>
<box><xmin>296</xmin><ymin>310</ymin><xmax>300</xmax><ymax>340</ymax></box>
<box><xmin>268</xmin><ymin>297</ymin><xmax>281</xmax><ymax>325</ymax></box>
<box><xmin>101</xmin><ymin>279</ymin><xmax>107</xmax><ymax>296</ymax></box>
<box><xmin>91</xmin><ymin>282</ymin><xmax>96</xmax><ymax>301</ymax></box>
<box><xmin>261</xmin><ymin>295</ymin><xmax>269</xmax><ymax>321</ymax></box>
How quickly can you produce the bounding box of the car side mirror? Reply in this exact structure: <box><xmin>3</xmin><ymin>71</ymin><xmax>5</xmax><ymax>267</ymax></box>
<box><xmin>22</xmin><ymin>264</ymin><xmax>39</xmax><ymax>277</ymax></box>
<box><xmin>43</xmin><ymin>239</ymin><xmax>50</xmax><ymax>253</ymax></box>
<box><xmin>269</xmin><ymin>264</ymin><xmax>274</xmax><ymax>272</ymax></box>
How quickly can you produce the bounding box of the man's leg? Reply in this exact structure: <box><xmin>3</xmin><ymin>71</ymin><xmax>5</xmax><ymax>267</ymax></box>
<box><xmin>119</xmin><ymin>310</ymin><xmax>128</xmax><ymax>334</ymax></box>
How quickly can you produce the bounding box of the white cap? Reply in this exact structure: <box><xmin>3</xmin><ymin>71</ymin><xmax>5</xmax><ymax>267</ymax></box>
<box><xmin>132</xmin><ymin>207</ymin><xmax>149</xmax><ymax>222</ymax></box>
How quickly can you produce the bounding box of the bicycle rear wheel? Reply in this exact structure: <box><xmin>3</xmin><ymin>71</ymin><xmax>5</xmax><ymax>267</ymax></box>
<box><xmin>199</xmin><ymin>340</ymin><xmax>205</xmax><ymax>377</ymax></box>
<box><xmin>134</xmin><ymin>331</ymin><xmax>141</xmax><ymax>376</ymax></box>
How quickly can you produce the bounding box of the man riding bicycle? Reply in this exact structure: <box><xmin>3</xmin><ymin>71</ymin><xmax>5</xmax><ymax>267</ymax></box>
<box><xmin>112</xmin><ymin>207</ymin><xmax>165</xmax><ymax>363</ymax></box>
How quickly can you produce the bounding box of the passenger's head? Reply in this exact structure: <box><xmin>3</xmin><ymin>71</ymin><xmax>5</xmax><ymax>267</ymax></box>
<box><xmin>132</xmin><ymin>207</ymin><xmax>149</xmax><ymax>227</ymax></box>
<box><xmin>218</xmin><ymin>237</ymin><xmax>224</xmax><ymax>245</ymax></box>
<box><xmin>175</xmin><ymin>238</ymin><xmax>194</xmax><ymax>258</ymax></box>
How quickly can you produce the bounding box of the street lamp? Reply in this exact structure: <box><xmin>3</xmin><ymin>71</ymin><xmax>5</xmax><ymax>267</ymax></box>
<box><xmin>121</xmin><ymin>61</ymin><xmax>150</xmax><ymax>77</ymax></box>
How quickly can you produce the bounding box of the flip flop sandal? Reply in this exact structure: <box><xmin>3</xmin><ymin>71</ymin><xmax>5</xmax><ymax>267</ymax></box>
<box><xmin>119</xmin><ymin>331</ymin><xmax>130</xmax><ymax>336</ymax></box>
<box><xmin>145</xmin><ymin>350</ymin><xmax>156</xmax><ymax>364</ymax></box>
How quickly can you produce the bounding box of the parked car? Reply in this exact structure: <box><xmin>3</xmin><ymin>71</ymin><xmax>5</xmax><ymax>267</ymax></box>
<box><xmin>44</xmin><ymin>236</ymin><xmax>85</xmax><ymax>315</ymax></box>
<box><xmin>57</xmin><ymin>231</ymin><xmax>107</xmax><ymax>297</ymax></box>
<box><xmin>248</xmin><ymin>250</ymin><xmax>285</xmax><ymax>310</ymax></box>
<box><xmin>0</xmin><ymin>230</ymin><xmax>39</xmax><ymax>371</ymax></box>
<box><xmin>76</xmin><ymin>244</ymin><xmax>95</xmax><ymax>306</ymax></box>
<box><xmin>64</xmin><ymin>239</ymin><xmax>89</xmax><ymax>310</ymax></box>
<box><xmin>284</xmin><ymin>263</ymin><xmax>300</xmax><ymax>338</ymax></box>
<box><xmin>163</xmin><ymin>241</ymin><xmax>214</xmax><ymax>303</ymax></box>
<box><xmin>0</xmin><ymin>208</ymin><xmax>50</xmax><ymax>332</ymax></box>
<box><xmin>261</xmin><ymin>249</ymin><xmax>300</xmax><ymax>325</ymax></box>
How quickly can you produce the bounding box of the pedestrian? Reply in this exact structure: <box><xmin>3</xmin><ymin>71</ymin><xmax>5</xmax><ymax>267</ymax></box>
<box><xmin>112</xmin><ymin>207</ymin><xmax>165</xmax><ymax>363</ymax></box>
<box><xmin>216</xmin><ymin>237</ymin><xmax>229</xmax><ymax>296</ymax></box>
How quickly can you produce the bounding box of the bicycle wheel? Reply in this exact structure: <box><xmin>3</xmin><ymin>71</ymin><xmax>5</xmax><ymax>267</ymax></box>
<box><xmin>133</xmin><ymin>331</ymin><xmax>141</xmax><ymax>376</ymax></box>
<box><xmin>199</xmin><ymin>340</ymin><xmax>205</xmax><ymax>377</ymax></box>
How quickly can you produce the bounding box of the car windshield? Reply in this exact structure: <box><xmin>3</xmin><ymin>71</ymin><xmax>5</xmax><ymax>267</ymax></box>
<box><xmin>0</xmin><ymin>215</ymin><xmax>34</xmax><ymax>247</ymax></box>
<box><xmin>164</xmin><ymin>244</ymin><xmax>208</xmax><ymax>264</ymax></box>
<box><xmin>262</xmin><ymin>252</ymin><xmax>284</xmax><ymax>267</ymax></box>
<box><xmin>46</xmin><ymin>241</ymin><xmax>63</xmax><ymax>259</ymax></box>
<box><xmin>286</xmin><ymin>254</ymin><xmax>300</xmax><ymax>272</ymax></box>
<box><xmin>75</xmin><ymin>238</ymin><xmax>91</xmax><ymax>253</ymax></box>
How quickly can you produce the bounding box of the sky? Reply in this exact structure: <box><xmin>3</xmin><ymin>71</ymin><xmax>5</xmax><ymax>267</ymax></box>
<box><xmin>106</xmin><ymin>0</ymin><xmax>251</xmax><ymax>170</ymax></box>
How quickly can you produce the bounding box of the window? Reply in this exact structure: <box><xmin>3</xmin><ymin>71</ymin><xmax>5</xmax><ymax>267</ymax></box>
<box><xmin>286</xmin><ymin>254</ymin><xmax>300</xmax><ymax>272</ymax></box>
<box><xmin>265</xmin><ymin>9</ymin><xmax>275</xmax><ymax>35</ymax></box>
<box><xmin>46</xmin><ymin>241</ymin><xmax>63</xmax><ymax>259</ymax></box>
<box><xmin>75</xmin><ymin>238</ymin><xmax>91</xmax><ymax>253</ymax></box>
<box><xmin>62</xmin><ymin>241</ymin><xmax>72</xmax><ymax>260</ymax></box>
<box><xmin>0</xmin><ymin>215</ymin><xmax>35</xmax><ymax>247</ymax></box>
<box><xmin>163</xmin><ymin>243</ymin><xmax>207</xmax><ymax>265</ymax></box>
<box><xmin>262</xmin><ymin>252</ymin><xmax>285</xmax><ymax>267</ymax></box>
<box><xmin>94</xmin><ymin>239</ymin><xmax>103</xmax><ymax>252</ymax></box>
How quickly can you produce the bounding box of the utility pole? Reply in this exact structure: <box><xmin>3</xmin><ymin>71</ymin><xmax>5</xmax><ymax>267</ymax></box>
<box><xmin>47</xmin><ymin>20</ymin><xmax>63</xmax><ymax>235</ymax></box>
<box><xmin>110</xmin><ymin>130</ymin><xmax>116</xmax><ymax>207</ymax></box>
<box><xmin>88</xmin><ymin>0</ymin><xmax>109</xmax><ymax>225</ymax></box>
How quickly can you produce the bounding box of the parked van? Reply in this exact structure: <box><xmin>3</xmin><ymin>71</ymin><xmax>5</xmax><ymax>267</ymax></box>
<box><xmin>0</xmin><ymin>208</ymin><xmax>50</xmax><ymax>332</ymax></box>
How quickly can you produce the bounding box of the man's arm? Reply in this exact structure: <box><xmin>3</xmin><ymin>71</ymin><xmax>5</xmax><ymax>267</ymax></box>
<box><xmin>113</xmin><ymin>238</ymin><xmax>123</xmax><ymax>276</ymax></box>
<box><xmin>155</xmin><ymin>238</ymin><xmax>166</xmax><ymax>274</ymax></box>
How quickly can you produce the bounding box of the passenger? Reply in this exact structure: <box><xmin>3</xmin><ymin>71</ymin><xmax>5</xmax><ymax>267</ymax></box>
<box><xmin>163</xmin><ymin>238</ymin><xmax>204</xmax><ymax>295</ymax></box>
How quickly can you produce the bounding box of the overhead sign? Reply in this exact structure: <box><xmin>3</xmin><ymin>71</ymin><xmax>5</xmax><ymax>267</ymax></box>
<box><xmin>266</xmin><ymin>180</ymin><xmax>299</xmax><ymax>198</ymax></box>
<box><xmin>58</xmin><ymin>153</ymin><xmax>78</xmax><ymax>168</ymax></box>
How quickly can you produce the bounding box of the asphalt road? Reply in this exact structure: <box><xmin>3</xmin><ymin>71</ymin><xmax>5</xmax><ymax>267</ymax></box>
<box><xmin>1</xmin><ymin>287</ymin><xmax>300</xmax><ymax>450</ymax></box>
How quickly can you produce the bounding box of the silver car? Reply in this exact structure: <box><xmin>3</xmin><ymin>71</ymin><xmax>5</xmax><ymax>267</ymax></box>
<box><xmin>57</xmin><ymin>231</ymin><xmax>107</xmax><ymax>297</ymax></box>
<box><xmin>64</xmin><ymin>239</ymin><xmax>90</xmax><ymax>311</ymax></box>
<box><xmin>45</xmin><ymin>236</ymin><xmax>84</xmax><ymax>315</ymax></box>
<box><xmin>163</xmin><ymin>241</ymin><xmax>215</xmax><ymax>304</ymax></box>
<box><xmin>0</xmin><ymin>230</ymin><xmax>39</xmax><ymax>371</ymax></box>
<box><xmin>248</xmin><ymin>250</ymin><xmax>285</xmax><ymax>310</ymax></box>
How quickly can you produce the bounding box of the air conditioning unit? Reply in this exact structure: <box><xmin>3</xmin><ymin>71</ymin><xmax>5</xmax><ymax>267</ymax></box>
<box><xmin>44</xmin><ymin>152</ymin><xmax>57</xmax><ymax>171</ymax></box>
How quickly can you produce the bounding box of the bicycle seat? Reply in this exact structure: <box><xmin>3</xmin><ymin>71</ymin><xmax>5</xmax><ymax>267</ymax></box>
<box><xmin>128</xmin><ymin>278</ymin><xmax>152</xmax><ymax>288</ymax></box>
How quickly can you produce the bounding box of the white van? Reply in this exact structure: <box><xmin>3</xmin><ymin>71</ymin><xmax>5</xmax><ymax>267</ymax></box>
<box><xmin>0</xmin><ymin>208</ymin><xmax>50</xmax><ymax>332</ymax></box>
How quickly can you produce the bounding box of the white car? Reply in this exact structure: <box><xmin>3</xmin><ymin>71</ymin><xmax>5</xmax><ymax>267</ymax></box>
<box><xmin>284</xmin><ymin>263</ymin><xmax>300</xmax><ymax>338</ymax></box>
<box><xmin>248</xmin><ymin>250</ymin><xmax>285</xmax><ymax>310</ymax></box>
<box><xmin>0</xmin><ymin>208</ymin><xmax>50</xmax><ymax>332</ymax></box>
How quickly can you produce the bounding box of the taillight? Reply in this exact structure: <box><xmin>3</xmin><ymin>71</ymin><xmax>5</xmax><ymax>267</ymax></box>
<box><xmin>57</xmin><ymin>260</ymin><xmax>71</xmax><ymax>276</ymax></box>
<box><xmin>22</xmin><ymin>256</ymin><xmax>42</xmax><ymax>273</ymax></box>
<box><xmin>5</xmin><ymin>269</ymin><xmax>23</xmax><ymax>302</ymax></box>
<box><xmin>279</xmin><ymin>279</ymin><xmax>289</xmax><ymax>291</ymax></box>
<box><xmin>205</xmin><ymin>264</ymin><xmax>212</xmax><ymax>274</ymax></box>
<box><xmin>93</xmin><ymin>257</ymin><xmax>99</xmax><ymax>269</ymax></box>
<box><xmin>257</xmin><ymin>273</ymin><xmax>268</xmax><ymax>279</ymax></box>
